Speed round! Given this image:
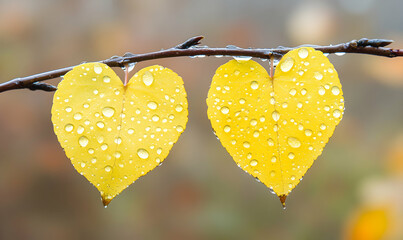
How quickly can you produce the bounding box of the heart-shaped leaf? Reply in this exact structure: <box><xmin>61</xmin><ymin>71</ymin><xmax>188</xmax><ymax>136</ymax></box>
<box><xmin>207</xmin><ymin>47</ymin><xmax>344</xmax><ymax>206</ymax></box>
<box><xmin>52</xmin><ymin>63</ymin><xmax>188</xmax><ymax>206</ymax></box>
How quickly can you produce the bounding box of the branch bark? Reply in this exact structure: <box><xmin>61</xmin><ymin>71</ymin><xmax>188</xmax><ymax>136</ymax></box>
<box><xmin>1</xmin><ymin>36</ymin><xmax>402</xmax><ymax>93</ymax></box>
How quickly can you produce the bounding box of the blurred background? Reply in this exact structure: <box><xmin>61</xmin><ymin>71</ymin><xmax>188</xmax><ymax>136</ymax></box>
<box><xmin>1</xmin><ymin>0</ymin><xmax>403</xmax><ymax>239</ymax></box>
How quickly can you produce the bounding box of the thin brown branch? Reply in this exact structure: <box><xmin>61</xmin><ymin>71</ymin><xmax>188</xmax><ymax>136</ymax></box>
<box><xmin>1</xmin><ymin>36</ymin><xmax>402</xmax><ymax>93</ymax></box>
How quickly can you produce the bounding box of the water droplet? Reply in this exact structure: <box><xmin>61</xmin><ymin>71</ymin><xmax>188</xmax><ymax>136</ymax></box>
<box><xmin>291</xmin><ymin>175</ymin><xmax>296</xmax><ymax>181</ymax></box>
<box><xmin>239</xmin><ymin>98</ymin><xmax>246</xmax><ymax>104</ymax></box>
<box><xmin>80</xmin><ymin>162</ymin><xmax>86</xmax><ymax>168</ymax></box>
<box><xmin>298</xmin><ymin>48</ymin><xmax>309</xmax><ymax>59</ymax></box>
<box><xmin>114</xmin><ymin>137</ymin><xmax>122</xmax><ymax>145</ymax></box>
<box><xmin>272</xmin><ymin>111</ymin><xmax>280</xmax><ymax>122</ymax></box>
<box><xmin>77</xmin><ymin>125</ymin><xmax>85</xmax><ymax>134</ymax></box>
<box><xmin>101</xmin><ymin>144</ymin><xmax>108</xmax><ymax>150</ymax></box>
<box><xmin>102</xmin><ymin>107</ymin><xmax>115</xmax><ymax>117</ymax></box>
<box><xmin>324</xmin><ymin>105</ymin><xmax>330</xmax><ymax>111</ymax></box>
<box><xmin>88</xmin><ymin>148</ymin><xmax>94</xmax><ymax>154</ymax></box>
<box><xmin>234</xmin><ymin>56</ymin><xmax>252</xmax><ymax>62</ymax></box>
<box><xmin>250</xmin><ymin>81</ymin><xmax>259</xmax><ymax>90</ymax></box>
<box><xmin>103</xmin><ymin>76</ymin><xmax>110</xmax><ymax>83</ymax></box>
<box><xmin>122</xmin><ymin>62</ymin><xmax>136</xmax><ymax>72</ymax></box>
<box><xmin>91</xmin><ymin>158</ymin><xmax>97</xmax><ymax>163</ymax></box>
<box><xmin>128</xmin><ymin>128</ymin><xmax>134</xmax><ymax>135</ymax></box>
<box><xmin>320</xmin><ymin>124</ymin><xmax>327</xmax><ymax>130</ymax></box>
<box><xmin>282</xmin><ymin>102</ymin><xmax>288</xmax><ymax>108</ymax></box>
<box><xmin>175</xmin><ymin>104</ymin><xmax>183</xmax><ymax>112</ymax></box>
<box><xmin>221</xmin><ymin>107</ymin><xmax>229</xmax><ymax>114</ymax></box>
<box><xmin>289</xmin><ymin>88</ymin><xmax>297</xmax><ymax>96</ymax></box>
<box><xmin>333</xmin><ymin>109</ymin><xmax>342</xmax><ymax>118</ymax></box>
<box><xmin>301</xmin><ymin>89</ymin><xmax>307</xmax><ymax>95</ymax></box>
<box><xmin>297</xmin><ymin>102</ymin><xmax>303</xmax><ymax>108</ymax></box>
<box><xmin>65</xmin><ymin>124</ymin><xmax>74</xmax><ymax>132</ymax></box>
<box><xmin>318</xmin><ymin>86</ymin><xmax>326</xmax><ymax>95</ymax></box>
<box><xmin>243</xmin><ymin>141</ymin><xmax>250</xmax><ymax>148</ymax></box>
<box><xmin>152</xmin><ymin>115</ymin><xmax>160</xmax><ymax>122</ymax></box>
<box><xmin>314</xmin><ymin>72</ymin><xmax>323</xmax><ymax>80</ymax></box>
<box><xmin>224</xmin><ymin>125</ymin><xmax>231</xmax><ymax>133</ymax></box>
<box><xmin>268</xmin><ymin>138</ymin><xmax>274</xmax><ymax>146</ymax></box>
<box><xmin>137</xmin><ymin>148</ymin><xmax>149</xmax><ymax>159</ymax></box>
<box><xmin>250</xmin><ymin>160</ymin><xmax>258</xmax><ymax>166</ymax></box>
<box><xmin>335</xmin><ymin>52</ymin><xmax>346</xmax><ymax>56</ymax></box>
<box><xmin>79</xmin><ymin>136</ymin><xmax>89</xmax><ymax>147</ymax></box>
<box><xmin>270</xmin><ymin>171</ymin><xmax>276</xmax><ymax>177</ymax></box>
<box><xmin>65</xmin><ymin>107</ymin><xmax>72</xmax><ymax>112</ymax></box>
<box><xmin>253</xmin><ymin>131</ymin><xmax>259</xmax><ymax>137</ymax></box>
<box><xmin>280</xmin><ymin>57</ymin><xmax>294</xmax><ymax>72</ymax></box>
<box><xmin>96</xmin><ymin>121</ymin><xmax>105</xmax><ymax>128</ymax></box>
<box><xmin>94</xmin><ymin>64</ymin><xmax>103</xmax><ymax>74</ymax></box>
<box><xmin>287</xmin><ymin>137</ymin><xmax>301</xmax><ymax>148</ymax></box>
<box><xmin>74</xmin><ymin>113</ymin><xmax>82</xmax><ymax>120</ymax></box>
<box><xmin>331</xmin><ymin>86</ymin><xmax>340</xmax><ymax>95</ymax></box>
<box><xmin>305</xmin><ymin>129</ymin><xmax>312</xmax><ymax>136</ymax></box>
<box><xmin>114</xmin><ymin>151</ymin><xmax>122</xmax><ymax>159</ymax></box>
<box><xmin>271</xmin><ymin>156</ymin><xmax>277</xmax><ymax>163</ymax></box>
<box><xmin>142</xmin><ymin>71</ymin><xmax>154</xmax><ymax>86</ymax></box>
<box><xmin>176</xmin><ymin>125</ymin><xmax>184</xmax><ymax>132</ymax></box>
<box><xmin>328</xmin><ymin>68</ymin><xmax>334</xmax><ymax>73</ymax></box>
<box><xmin>250</xmin><ymin>119</ymin><xmax>258</xmax><ymax>126</ymax></box>
<box><xmin>147</xmin><ymin>101</ymin><xmax>157</xmax><ymax>110</ymax></box>
<box><xmin>104</xmin><ymin>165</ymin><xmax>112</xmax><ymax>172</ymax></box>
<box><xmin>270</xmin><ymin>97</ymin><xmax>276</xmax><ymax>105</ymax></box>
<box><xmin>288</xmin><ymin>152</ymin><xmax>295</xmax><ymax>159</ymax></box>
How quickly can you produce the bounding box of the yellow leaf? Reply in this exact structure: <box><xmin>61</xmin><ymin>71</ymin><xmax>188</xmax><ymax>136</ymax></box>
<box><xmin>52</xmin><ymin>63</ymin><xmax>188</xmax><ymax>206</ymax></box>
<box><xmin>207</xmin><ymin>48</ymin><xmax>344</xmax><ymax>206</ymax></box>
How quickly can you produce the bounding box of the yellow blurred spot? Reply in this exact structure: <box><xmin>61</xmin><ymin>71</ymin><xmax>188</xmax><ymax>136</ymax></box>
<box><xmin>347</xmin><ymin>207</ymin><xmax>390</xmax><ymax>240</ymax></box>
<box><xmin>52</xmin><ymin>63</ymin><xmax>188</xmax><ymax>206</ymax></box>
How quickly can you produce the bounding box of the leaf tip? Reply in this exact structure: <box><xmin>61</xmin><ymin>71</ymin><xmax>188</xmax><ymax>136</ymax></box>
<box><xmin>279</xmin><ymin>194</ymin><xmax>287</xmax><ymax>209</ymax></box>
<box><xmin>102</xmin><ymin>196</ymin><xmax>112</xmax><ymax>208</ymax></box>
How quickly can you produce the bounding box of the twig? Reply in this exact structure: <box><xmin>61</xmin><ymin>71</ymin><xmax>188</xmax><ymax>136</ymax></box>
<box><xmin>1</xmin><ymin>36</ymin><xmax>402</xmax><ymax>93</ymax></box>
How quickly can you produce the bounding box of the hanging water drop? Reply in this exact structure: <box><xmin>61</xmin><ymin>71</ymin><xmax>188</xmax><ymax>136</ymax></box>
<box><xmin>122</xmin><ymin>62</ymin><xmax>136</xmax><ymax>72</ymax></box>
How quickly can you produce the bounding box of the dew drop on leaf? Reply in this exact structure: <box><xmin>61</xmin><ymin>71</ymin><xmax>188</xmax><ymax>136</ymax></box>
<box><xmin>79</xmin><ymin>136</ymin><xmax>89</xmax><ymax>147</ymax></box>
<box><xmin>137</xmin><ymin>148</ymin><xmax>149</xmax><ymax>159</ymax></box>
<box><xmin>142</xmin><ymin>71</ymin><xmax>154</xmax><ymax>86</ymax></box>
